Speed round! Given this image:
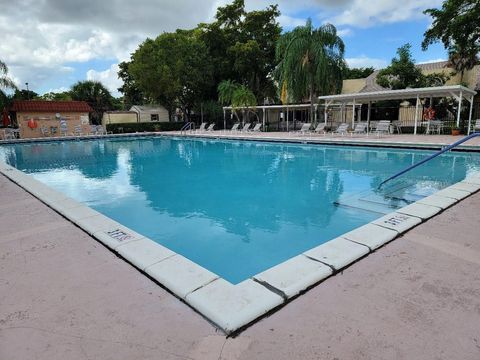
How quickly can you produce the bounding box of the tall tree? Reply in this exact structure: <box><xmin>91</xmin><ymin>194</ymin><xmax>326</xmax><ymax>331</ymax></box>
<box><xmin>275</xmin><ymin>19</ymin><xmax>345</xmax><ymax>121</ymax></box>
<box><xmin>129</xmin><ymin>30</ymin><xmax>213</xmax><ymax>120</ymax></box>
<box><xmin>117</xmin><ymin>61</ymin><xmax>146</xmax><ymax>109</ymax></box>
<box><xmin>377</xmin><ymin>44</ymin><xmax>450</xmax><ymax>89</ymax></box>
<box><xmin>70</xmin><ymin>80</ymin><xmax>113</xmax><ymax>124</ymax></box>
<box><xmin>198</xmin><ymin>0</ymin><xmax>281</xmax><ymax>101</ymax></box>
<box><xmin>343</xmin><ymin>66</ymin><xmax>375</xmax><ymax>79</ymax></box>
<box><xmin>218</xmin><ymin>80</ymin><xmax>256</xmax><ymax>123</ymax></box>
<box><xmin>422</xmin><ymin>0</ymin><xmax>479</xmax><ymax>82</ymax></box>
<box><xmin>0</xmin><ymin>60</ymin><xmax>17</xmax><ymax>110</ymax></box>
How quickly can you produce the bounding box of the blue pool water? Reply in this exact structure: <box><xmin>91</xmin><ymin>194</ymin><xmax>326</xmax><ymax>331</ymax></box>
<box><xmin>1</xmin><ymin>136</ymin><xmax>479</xmax><ymax>283</ymax></box>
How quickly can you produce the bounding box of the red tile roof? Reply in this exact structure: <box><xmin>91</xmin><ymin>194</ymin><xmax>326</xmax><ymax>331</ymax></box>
<box><xmin>12</xmin><ymin>100</ymin><xmax>93</xmax><ymax>113</ymax></box>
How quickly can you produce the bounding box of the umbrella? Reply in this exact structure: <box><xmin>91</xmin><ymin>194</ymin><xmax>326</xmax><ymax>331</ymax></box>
<box><xmin>2</xmin><ymin>108</ymin><xmax>10</xmax><ymax>127</ymax></box>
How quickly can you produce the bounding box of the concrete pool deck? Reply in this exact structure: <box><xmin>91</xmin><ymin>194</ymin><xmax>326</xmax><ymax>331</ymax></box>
<box><xmin>1</xmin><ymin>171</ymin><xmax>480</xmax><ymax>359</ymax></box>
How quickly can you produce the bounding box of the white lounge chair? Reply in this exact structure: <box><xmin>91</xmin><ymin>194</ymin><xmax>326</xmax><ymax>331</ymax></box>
<box><xmin>312</xmin><ymin>123</ymin><xmax>326</xmax><ymax>135</ymax></box>
<box><xmin>196</xmin><ymin>123</ymin><xmax>207</xmax><ymax>132</ymax></box>
<box><xmin>205</xmin><ymin>123</ymin><xmax>215</xmax><ymax>131</ymax></box>
<box><xmin>40</xmin><ymin>126</ymin><xmax>50</xmax><ymax>137</ymax></box>
<box><xmin>89</xmin><ymin>125</ymin><xmax>98</xmax><ymax>135</ymax></box>
<box><xmin>72</xmin><ymin>125</ymin><xmax>83</xmax><ymax>136</ymax></box>
<box><xmin>241</xmin><ymin>123</ymin><xmax>251</xmax><ymax>132</ymax></box>
<box><xmin>59</xmin><ymin>120</ymin><xmax>68</xmax><ymax>136</ymax></box>
<box><xmin>351</xmin><ymin>122</ymin><xmax>367</xmax><ymax>136</ymax></box>
<box><xmin>294</xmin><ymin>122</ymin><xmax>312</xmax><ymax>135</ymax></box>
<box><xmin>250</xmin><ymin>123</ymin><xmax>262</xmax><ymax>132</ymax></box>
<box><xmin>96</xmin><ymin>125</ymin><xmax>112</xmax><ymax>135</ymax></box>
<box><xmin>230</xmin><ymin>123</ymin><xmax>240</xmax><ymax>132</ymax></box>
<box><xmin>373</xmin><ymin>121</ymin><xmax>391</xmax><ymax>137</ymax></box>
<box><xmin>472</xmin><ymin>119</ymin><xmax>480</xmax><ymax>133</ymax></box>
<box><xmin>332</xmin><ymin>123</ymin><xmax>349</xmax><ymax>135</ymax></box>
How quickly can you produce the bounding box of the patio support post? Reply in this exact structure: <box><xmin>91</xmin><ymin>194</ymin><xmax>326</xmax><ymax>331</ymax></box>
<box><xmin>286</xmin><ymin>106</ymin><xmax>289</xmax><ymax>132</ymax></box>
<box><xmin>456</xmin><ymin>91</ymin><xmax>463</xmax><ymax>127</ymax></box>
<box><xmin>351</xmin><ymin>98</ymin><xmax>356</xmax><ymax>129</ymax></box>
<box><xmin>263</xmin><ymin>107</ymin><xmax>266</xmax><ymax>131</ymax></box>
<box><xmin>467</xmin><ymin>96</ymin><xmax>474</xmax><ymax>135</ymax></box>
<box><xmin>340</xmin><ymin>103</ymin><xmax>344</xmax><ymax>123</ymax></box>
<box><xmin>367</xmin><ymin>101</ymin><xmax>371</xmax><ymax>134</ymax></box>
<box><xmin>324</xmin><ymin>100</ymin><xmax>328</xmax><ymax>125</ymax></box>
<box><xmin>223</xmin><ymin>109</ymin><xmax>226</xmax><ymax>131</ymax></box>
<box><xmin>314</xmin><ymin>104</ymin><xmax>318</xmax><ymax>126</ymax></box>
<box><xmin>414</xmin><ymin>95</ymin><xmax>420</xmax><ymax>135</ymax></box>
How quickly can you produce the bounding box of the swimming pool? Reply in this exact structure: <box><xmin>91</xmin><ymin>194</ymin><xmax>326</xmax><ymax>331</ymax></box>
<box><xmin>1</xmin><ymin>136</ymin><xmax>480</xmax><ymax>284</ymax></box>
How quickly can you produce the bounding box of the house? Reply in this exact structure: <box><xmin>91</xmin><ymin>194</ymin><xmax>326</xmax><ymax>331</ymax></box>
<box><xmin>102</xmin><ymin>111</ymin><xmax>138</xmax><ymax>127</ymax></box>
<box><xmin>11</xmin><ymin>100</ymin><xmax>92</xmax><ymax>139</ymax></box>
<box><xmin>129</xmin><ymin>105</ymin><xmax>169</xmax><ymax>123</ymax></box>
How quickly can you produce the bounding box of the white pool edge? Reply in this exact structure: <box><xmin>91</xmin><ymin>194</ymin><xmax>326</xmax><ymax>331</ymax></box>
<box><xmin>1</xmin><ymin>157</ymin><xmax>480</xmax><ymax>335</ymax></box>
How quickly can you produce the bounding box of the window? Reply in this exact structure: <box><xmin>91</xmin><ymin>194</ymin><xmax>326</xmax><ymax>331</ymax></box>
<box><xmin>151</xmin><ymin>114</ymin><xmax>159</xmax><ymax>122</ymax></box>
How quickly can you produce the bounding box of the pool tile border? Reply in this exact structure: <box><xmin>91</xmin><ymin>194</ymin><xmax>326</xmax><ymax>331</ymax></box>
<box><xmin>1</xmin><ymin>148</ymin><xmax>480</xmax><ymax>335</ymax></box>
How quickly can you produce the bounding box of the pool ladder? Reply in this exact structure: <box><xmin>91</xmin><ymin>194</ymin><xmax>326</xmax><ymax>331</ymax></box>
<box><xmin>378</xmin><ymin>132</ymin><xmax>480</xmax><ymax>189</ymax></box>
<box><xmin>180</xmin><ymin>122</ymin><xmax>195</xmax><ymax>134</ymax></box>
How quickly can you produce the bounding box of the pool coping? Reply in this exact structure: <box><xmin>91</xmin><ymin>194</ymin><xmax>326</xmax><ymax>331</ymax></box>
<box><xmin>1</xmin><ymin>136</ymin><xmax>480</xmax><ymax>335</ymax></box>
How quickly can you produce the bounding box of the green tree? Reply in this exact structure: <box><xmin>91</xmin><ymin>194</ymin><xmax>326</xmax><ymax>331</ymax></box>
<box><xmin>377</xmin><ymin>44</ymin><xmax>450</xmax><ymax>89</ymax></box>
<box><xmin>275</xmin><ymin>19</ymin><xmax>345</xmax><ymax>121</ymax></box>
<box><xmin>0</xmin><ymin>60</ymin><xmax>16</xmax><ymax>93</ymax></box>
<box><xmin>39</xmin><ymin>91</ymin><xmax>72</xmax><ymax>101</ymax></box>
<box><xmin>422</xmin><ymin>0</ymin><xmax>479</xmax><ymax>82</ymax></box>
<box><xmin>129</xmin><ymin>30</ymin><xmax>213</xmax><ymax>120</ymax></box>
<box><xmin>198</xmin><ymin>0</ymin><xmax>281</xmax><ymax>100</ymax></box>
<box><xmin>217</xmin><ymin>80</ymin><xmax>256</xmax><ymax>123</ymax></box>
<box><xmin>377</xmin><ymin>44</ymin><xmax>426</xmax><ymax>89</ymax></box>
<box><xmin>343</xmin><ymin>66</ymin><xmax>375</xmax><ymax>79</ymax></box>
<box><xmin>70</xmin><ymin>80</ymin><xmax>113</xmax><ymax>124</ymax></box>
<box><xmin>13</xmin><ymin>89</ymin><xmax>39</xmax><ymax>100</ymax></box>
<box><xmin>117</xmin><ymin>61</ymin><xmax>146</xmax><ymax>109</ymax></box>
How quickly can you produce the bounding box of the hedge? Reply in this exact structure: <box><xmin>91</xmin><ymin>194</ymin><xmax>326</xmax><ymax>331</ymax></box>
<box><xmin>106</xmin><ymin>122</ymin><xmax>185</xmax><ymax>133</ymax></box>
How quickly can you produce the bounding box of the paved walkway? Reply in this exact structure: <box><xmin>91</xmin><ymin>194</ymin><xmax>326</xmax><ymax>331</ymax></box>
<box><xmin>1</xmin><ymin>173</ymin><xmax>479</xmax><ymax>360</ymax></box>
<box><xmin>167</xmin><ymin>131</ymin><xmax>480</xmax><ymax>150</ymax></box>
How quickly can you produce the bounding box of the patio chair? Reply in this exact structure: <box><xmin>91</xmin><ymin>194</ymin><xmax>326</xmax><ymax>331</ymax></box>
<box><xmin>72</xmin><ymin>125</ymin><xmax>83</xmax><ymax>136</ymax></box>
<box><xmin>196</xmin><ymin>123</ymin><xmax>207</xmax><ymax>132</ymax></box>
<box><xmin>96</xmin><ymin>125</ymin><xmax>113</xmax><ymax>135</ymax></box>
<box><xmin>312</xmin><ymin>123</ymin><xmax>326</xmax><ymax>135</ymax></box>
<box><xmin>59</xmin><ymin>120</ymin><xmax>68</xmax><ymax>136</ymax></box>
<box><xmin>40</xmin><ymin>126</ymin><xmax>50</xmax><ymax>137</ymax></box>
<box><xmin>294</xmin><ymin>122</ymin><xmax>312</xmax><ymax>135</ymax></box>
<box><xmin>240</xmin><ymin>123</ymin><xmax>251</xmax><ymax>132</ymax></box>
<box><xmin>351</xmin><ymin>122</ymin><xmax>367</xmax><ymax>136</ymax></box>
<box><xmin>332</xmin><ymin>123</ymin><xmax>349</xmax><ymax>135</ymax></box>
<box><xmin>230</xmin><ymin>123</ymin><xmax>240</xmax><ymax>132</ymax></box>
<box><xmin>2</xmin><ymin>128</ymin><xmax>18</xmax><ymax>140</ymax></box>
<box><xmin>205</xmin><ymin>123</ymin><xmax>215</xmax><ymax>132</ymax></box>
<box><xmin>472</xmin><ymin>119</ymin><xmax>480</xmax><ymax>133</ymax></box>
<box><xmin>250</xmin><ymin>123</ymin><xmax>262</xmax><ymax>132</ymax></box>
<box><xmin>372</xmin><ymin>120</ymin><xmax>391</xmax><ymax>137</ymax></box>
<box><xmin>89</xmin><ymin>125</ymin><xmax>98</xmax><ymax>135</ymax></box>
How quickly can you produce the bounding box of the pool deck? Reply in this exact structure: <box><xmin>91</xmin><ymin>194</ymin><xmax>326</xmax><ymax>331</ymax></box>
<box><xmin>1</xmin><ymin>167</ymin><xmax>480</xmax><ymax>358</ymax></box>
<box><xmin>166</xmin><ymin>130</ymin><xmax>480</xmax><ymax>150</ymax></box>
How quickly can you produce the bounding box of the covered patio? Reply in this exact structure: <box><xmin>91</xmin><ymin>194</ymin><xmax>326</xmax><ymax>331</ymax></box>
<box><xmin>318</xmin><ymin>85</ymin><xmax>477</xmax><ymax>135</ymax></box>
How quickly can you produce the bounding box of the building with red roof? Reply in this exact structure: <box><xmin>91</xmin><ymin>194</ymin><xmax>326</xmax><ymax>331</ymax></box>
<box><xmin>11</xmin><ymin>100</ymin><xmax>93</xmax><ymax>139</ymax></box>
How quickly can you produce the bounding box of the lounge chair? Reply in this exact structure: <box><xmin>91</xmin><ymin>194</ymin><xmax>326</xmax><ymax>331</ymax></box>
<box><xmin>205</xmin><ymin>123</ymin><xmax>215</xmax><ymax>131</ymax></box>
<box><xmin>59</xmin><ymin>120</ymin><xmax>68</xmax><ymax>136</ymax></box>
<box><xmin>72</xmin><ymin>125</ymin><xmax>83</xmax><ymax>136</ymax></box>
<box><xmin>89</xmin><ymin>125</ymin><xmax>98</xmax><ymax>135</ymax></box>
<box><xmin>241</xmin><ymin>123</ymin><xmax>251</xmax><ymax>132</ymax></box>
<box><xmin>230</xmin><ymin>123</ymin><xmax>240</xmax><ymax>132</ymax></box>
<box><xmin>332</xmin><ymin>123</ymin><xmax>349</xmax><ymax>135</ymax></box>
<box><xmin>312</xmin><ymin>123</ymin><xmax>326</xmax><ymax>135</ymax></box>
<box><xmin>96</xmin><ymin>125</ymin><xmax>113</xmax><ymax>135</ymax></box>
<box><xmin>372</xmin><ymin>121</ymin><xmax>391</xmax><ymax>137</ymax></box>
<box><xmin>196</xmin><ymin>123</ymin><xmax>207</xmax><ymax>132</ymax></box>
<box><xmin>294</xmin><ymin>122</ymin><xmax>312</xmax><ymax>135</ymax></box>
<box><xmin>250</xmin><ymin>123</ymin><xmax>262</xmax><ymax>132</ymax></box>
<box><xmin>351</xmin><ymin>122</ymin><xmax>367</xmax><ymax>136</ymax></box>
<box><xmin>40</xmin><ymin>126</ymin><xmax>50</xmax><ymax>137</ymax></box>
<box><xmin>472</xmin><ymin>119</ymin><xmax>480</xmax><ymax>133</ymax></box>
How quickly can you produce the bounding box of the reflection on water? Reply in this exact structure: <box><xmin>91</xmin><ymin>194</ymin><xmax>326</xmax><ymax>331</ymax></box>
<box><xmin>1</xmin><ymin>137</ymin><xmax>479</xmax><ymax>283</ymax></box>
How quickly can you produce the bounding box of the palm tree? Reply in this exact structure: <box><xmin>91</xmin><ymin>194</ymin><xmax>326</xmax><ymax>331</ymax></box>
<box><xmin>218</xmin><ymin>80</ymin><xmax>257</xmax><ymax>124</ymax></box>
<box><xmin>275</xmin><ymin>19</ymin><xmax>345</xmax><ymax>123</ymax></box>
<box><xmin>70</xmin><ymin>80</ymin><xmax>113</xmax><ymax>124</ymax></box>
<box><xmin>0</xmin><ymin>60</ymin><xmax>16</xmax><ymax>93</ymax></box>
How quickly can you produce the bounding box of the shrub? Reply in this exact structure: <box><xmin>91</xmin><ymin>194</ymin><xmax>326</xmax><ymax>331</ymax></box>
<box><xmin>106</xmin><ymin>122</ymin><xmax>185</xmax><ymax>133</ymax></box>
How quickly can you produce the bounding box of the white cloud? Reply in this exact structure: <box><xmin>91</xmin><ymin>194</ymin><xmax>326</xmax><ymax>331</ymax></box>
<box><xmin>346</xmin><ymin>56</ymin><xmax>388</xmax><ymax>69</ymax></box>
<box><xmin>87</xmin><ymin>64</ymin><xmax>122</xmax><ymax>96</ymax></box>
<box><xmin>337</xmin><ymin>28</ymin><xmax>353</xmax><ymax>37</ymax></box>
<box><xmin>328</xmin><ymin>0</ymin><xmax>442</xmax><ymax>28</ymax></box>
<box><xmin>416</xmin><ymin>58</ymin><xmax>446</xmax><ymax>64</ymax></box>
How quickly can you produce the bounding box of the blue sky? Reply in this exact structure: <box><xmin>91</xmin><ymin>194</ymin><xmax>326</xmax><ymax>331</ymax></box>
<box><xmin>0</xmin><ymin>0</ymin><xmax>447</xmax><ymax>97</ymax></box>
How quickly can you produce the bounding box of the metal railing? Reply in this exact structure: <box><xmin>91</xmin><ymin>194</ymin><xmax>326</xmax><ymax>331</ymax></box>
<box><xmin>180</xmin><ymin>122</ymin><xmax>195</xmax><ymax>134</ymax></box>
<box><xmin>378</xmin><ymin>132</ymin><xmax>480</xmax><ymax>189</ymax></box>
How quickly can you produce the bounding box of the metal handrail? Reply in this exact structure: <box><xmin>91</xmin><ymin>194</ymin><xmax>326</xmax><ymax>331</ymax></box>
<box><xmin>180</xmin><ymin>122</ymin><xmax>195</xmax><ymax>134</ymax></box>
<box><xmin>378</xmin><ymin>132</ymin><xmax>480</xmax><ymax>189</ymax></box>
